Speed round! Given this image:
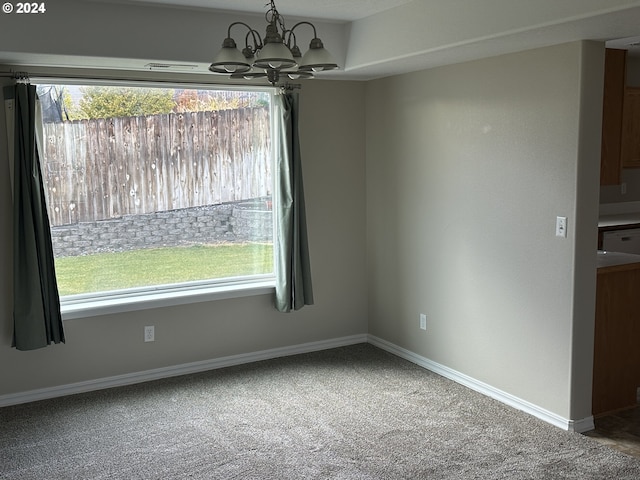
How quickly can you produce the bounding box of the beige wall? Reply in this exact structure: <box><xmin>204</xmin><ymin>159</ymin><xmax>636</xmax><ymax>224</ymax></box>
<box><xmin>0</xmin><ymin>78</ymin><xmax>368</xmax><ymax>396</ymax></box>
<box><xmin>365</xmin><ymin>42</ymin><xmax>602</xmax><ymax>420</ymax></box>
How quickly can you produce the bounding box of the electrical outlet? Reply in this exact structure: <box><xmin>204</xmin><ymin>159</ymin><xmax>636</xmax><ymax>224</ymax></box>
<box><xmin>419</xmin><ymin>314</ymin><xmax>427</xmax><ymax>331</ymax></box>
<box><xmin>144</xmin><ymin>326</ymin><xmax>155</xmax><ymax>342</ymax></box>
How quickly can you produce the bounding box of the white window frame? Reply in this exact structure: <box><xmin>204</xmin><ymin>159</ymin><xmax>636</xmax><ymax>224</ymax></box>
<box><xmin>33</xmin><ymin>78</ymin><xmax>277</xmax><ymax>320</ymax></box>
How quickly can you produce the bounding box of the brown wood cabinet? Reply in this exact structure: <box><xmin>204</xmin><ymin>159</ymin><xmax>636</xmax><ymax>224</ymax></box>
<box><xmin>622</xmin><ymin>87</ymin><xmax>640</xmax><ymax>168</ymax></box>
<box><xmin>593</xmin><ymin>262</ymin><xmax>640</xmax><ymax>416</ymax></box>
<box><xmin>600</xmin><ymin>49</ymin><xmax>626</xmax><ymax>185</ymax></box>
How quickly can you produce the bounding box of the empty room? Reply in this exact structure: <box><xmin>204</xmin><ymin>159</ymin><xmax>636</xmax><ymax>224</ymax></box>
<box><xmin>2</xmin><ymin>1</ymin><xmax>640</xmax><ymax>478</ymax></box>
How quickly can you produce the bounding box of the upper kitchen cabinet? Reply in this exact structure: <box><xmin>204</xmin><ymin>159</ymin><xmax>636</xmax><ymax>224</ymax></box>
<box><xmin>621</xmin><ymin>87</ymin><xmax>640</xmax><ymax>168</ymax></box>
<box><xmin>600</xmin><ymin>48</ymin><xmax>626</xmax><ymax>185</ymax></box>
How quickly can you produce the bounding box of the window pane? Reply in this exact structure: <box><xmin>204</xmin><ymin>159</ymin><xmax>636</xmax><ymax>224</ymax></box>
<box><xmin>36</xmin><ymin>84</ymin><xmax>274</xmax><ymax>297</ymax></box>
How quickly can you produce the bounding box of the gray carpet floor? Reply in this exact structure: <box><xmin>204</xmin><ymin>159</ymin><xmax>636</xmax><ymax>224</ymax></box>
<box><xmin>1</xmin><ymin>343</ymin><xmax>640</xmax><ymax>479</ymax></box>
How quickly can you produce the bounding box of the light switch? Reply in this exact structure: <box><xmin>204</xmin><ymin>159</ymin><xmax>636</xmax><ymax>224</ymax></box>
<box><xmin>556</xmin><ymin>216</ymin><xmax>567</xmax><ymax>238</ymax></box>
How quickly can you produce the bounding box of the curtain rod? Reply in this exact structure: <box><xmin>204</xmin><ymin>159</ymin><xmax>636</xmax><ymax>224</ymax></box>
<box><xmin>0</xmin><ymin>71</ymin><xmax>30</xmax><ymax>79</ymax></box>
<box><xmin>0</xmin><ymin>70</ymin><xmax>238</xmax><ymax>84</ymax></box>
<box><xmin>0</xmin><ymin>71</ymin><xmax>302</xmax><ymax>90</ymax></box>
<box><xmin>0</xmin><ymin>72</ymin><xmax>301</xmax><ymax>91</ymax></box>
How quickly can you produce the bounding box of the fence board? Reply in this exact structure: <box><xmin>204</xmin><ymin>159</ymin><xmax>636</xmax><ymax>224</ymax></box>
<box><xmin>42</xmin><ymin>108</ymin><xmax>271</xmax><ymax>226</ymax></box>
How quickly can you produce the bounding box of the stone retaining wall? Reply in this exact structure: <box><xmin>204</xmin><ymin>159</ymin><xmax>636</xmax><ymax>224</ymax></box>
<box><xmin>51</xmin><ymin>199</ymin><xmax>273</xmax><ymax>257</ymax></box>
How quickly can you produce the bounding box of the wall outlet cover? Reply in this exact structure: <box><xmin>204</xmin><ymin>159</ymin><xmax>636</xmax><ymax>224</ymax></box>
<box><xmin>144</xmin><ymin>326</ymin><xmax>155</xmax><ymax>342</ymax></box>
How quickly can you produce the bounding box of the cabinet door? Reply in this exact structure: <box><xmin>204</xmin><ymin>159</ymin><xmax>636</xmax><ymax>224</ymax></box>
<box><xmin>621</xmin><ymin>87</ymin><xmax>640</xmax><ymax>168</ymax></box>
<box><xmin>601</xmin><ymin>49</ymin><xmax>626</xmax><ymax>185</ymax></box>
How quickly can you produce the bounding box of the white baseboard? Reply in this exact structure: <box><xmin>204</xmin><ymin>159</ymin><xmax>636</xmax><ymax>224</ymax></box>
<box><xmin>0</xmin><ymin>333</ymin><xmax>596</xmax><ymax>433</ymax></box>
<box><xmin>367</xmin><ymin>335</ymin><xmax>594</xmax><ymax>433</ymax></box>
<box><xmin>0</xmin><ymin>334</ymin><xmax>368</xmax><ymax>408</ymax></box>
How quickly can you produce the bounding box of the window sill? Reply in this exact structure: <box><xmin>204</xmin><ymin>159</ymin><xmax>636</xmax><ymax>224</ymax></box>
<box><xmin>61</xmin><ymin>277</ymin><xmax>276</xmax><ymax>320</ymax></box>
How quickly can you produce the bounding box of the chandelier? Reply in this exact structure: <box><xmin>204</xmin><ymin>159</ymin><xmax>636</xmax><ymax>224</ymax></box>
<box><xmin>209</xmin><ymin>0</ymin><xmax>339</xmax><ymax>85</ymax></box>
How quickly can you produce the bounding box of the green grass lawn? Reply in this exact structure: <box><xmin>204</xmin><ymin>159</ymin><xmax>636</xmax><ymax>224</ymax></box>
<box><xmin>54</xmin><ymin>243</ymin><xmax>274</xmax><ymax>296</ymax></box>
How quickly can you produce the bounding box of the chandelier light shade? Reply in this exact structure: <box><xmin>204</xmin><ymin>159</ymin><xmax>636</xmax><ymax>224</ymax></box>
<box><xmin>254</xmin><ymin>42</ymin><xmax>296</xmax><ymax>70</ymax></box>
<box><xmin>208</xmin><ymin>36</ymin><xmax>252</xmax><ymax>74</ymax></box>
<box><xmin>300</xmin><ymin>38</ymin><xmax>337</xmax><ymax>72</ymax></box>
<box><xmin>209</xmin><ymin>0</ymin><xmax>339</xmax><ymax>85</ymax></box>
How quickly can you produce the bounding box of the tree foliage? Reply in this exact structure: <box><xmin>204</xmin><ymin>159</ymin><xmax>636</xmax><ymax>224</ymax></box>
<box><xmin>77</xmin><ymin>86</ymin><xmax>176</xmax><ymax>119</ymax></box>
<box><xmin>44</xmin><ymin>85</ymin><xmax>271</xmax><ymax>122</ymax></box>
<box><xmin>174</xmin><ymin>89</ymin><xmax>269</xmax><ymax>112</ymax></box>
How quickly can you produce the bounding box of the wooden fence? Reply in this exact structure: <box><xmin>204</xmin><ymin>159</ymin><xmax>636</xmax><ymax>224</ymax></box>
<box><xmin>42</xmin><ymin>107</ymin><xmax>271</xmax><ymax>226</ymax></box>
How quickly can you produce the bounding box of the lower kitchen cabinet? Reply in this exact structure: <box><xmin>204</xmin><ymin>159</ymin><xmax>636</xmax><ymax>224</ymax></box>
<box><xmin>593</xmin><ymin>261</ymin><xmax>640</xmax><ymax>416</ymax></box>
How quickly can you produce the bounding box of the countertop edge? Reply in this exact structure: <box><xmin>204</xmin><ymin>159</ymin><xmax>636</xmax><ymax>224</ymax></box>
<box><xmin>597</xmin><ymin>261</ymin><xmax>640</xmax><ymax>273</ymax></box>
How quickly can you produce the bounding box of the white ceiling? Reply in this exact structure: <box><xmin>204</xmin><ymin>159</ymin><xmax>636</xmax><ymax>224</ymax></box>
<box><xmin>102</xmin><ymin>0</ymin><xmax>416</xmax><ymax>21</ymax></box>
<box><xmin>94</xmin><ymin>0</ymin><xmax>640</xmax><ymax>77</ymax></box>
<box><xmin>6</xmin><ymin>0</ymin><xmax>640</xmax><ymax>80</ymax></box>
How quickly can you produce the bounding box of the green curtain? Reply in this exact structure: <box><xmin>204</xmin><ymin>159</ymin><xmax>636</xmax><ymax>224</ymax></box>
<box><xmin>274</xmin><ymin>92</ymin><xmax>314</xmax><ymax>312</ymax></box>
<box><xmin>6</xmin><ymin>83</ymin><xmax>65</xmax><ymax>350</ymax></box>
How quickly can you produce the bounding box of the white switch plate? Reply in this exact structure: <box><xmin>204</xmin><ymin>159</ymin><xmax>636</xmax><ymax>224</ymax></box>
<box><xmin>419</xmin><ymin>314</ymin><xmax>427</xmax><ymax>330</ymax></box>
<box><xmin>556</xmin><ymin>216</ymin><xmax>567</xmax><ymax>238</ymax></box>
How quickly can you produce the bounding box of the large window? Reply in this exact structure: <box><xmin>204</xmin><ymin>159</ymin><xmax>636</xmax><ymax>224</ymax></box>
<box><xmin>35</xmin><ymin>81</ymin><xmax>275</xmax><ymax>313</ymax></box>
